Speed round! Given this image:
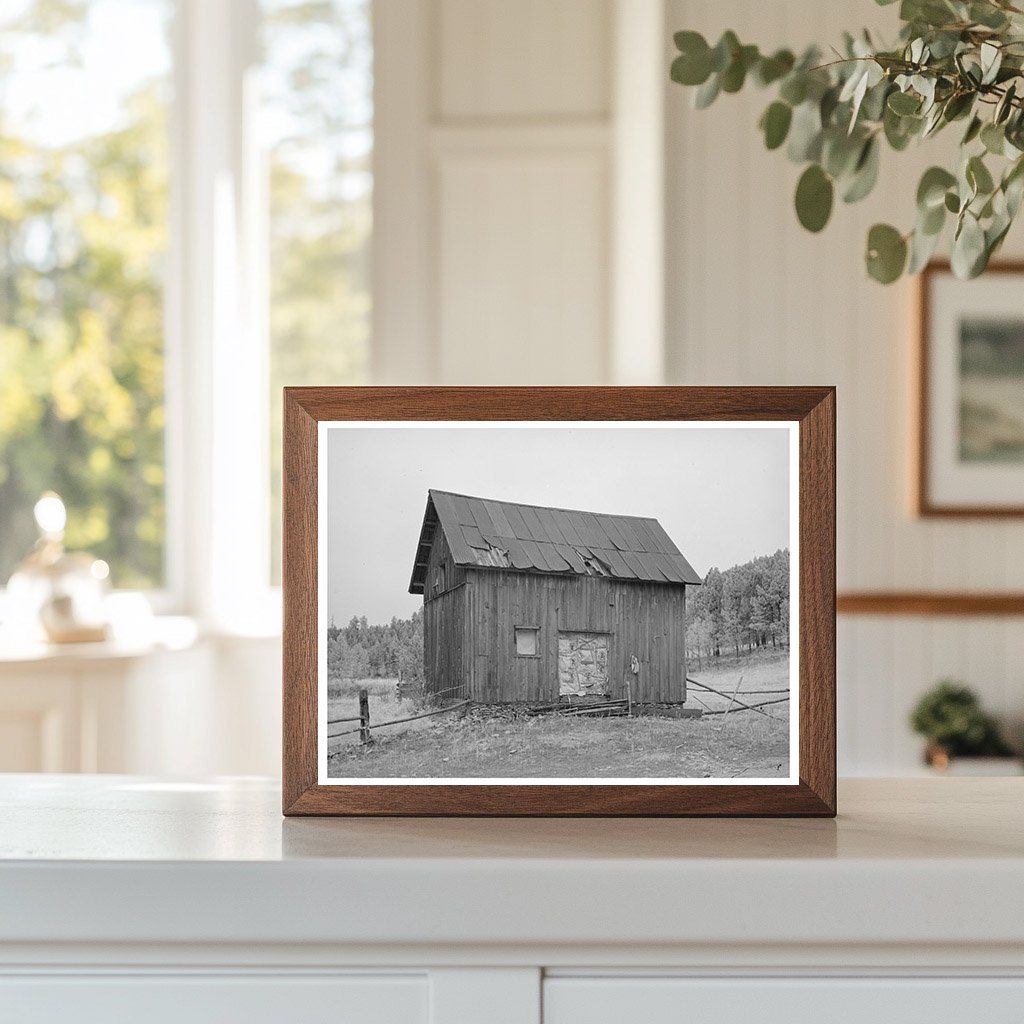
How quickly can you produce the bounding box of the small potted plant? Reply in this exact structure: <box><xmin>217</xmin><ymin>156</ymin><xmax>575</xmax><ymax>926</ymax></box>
<box><xmin>910</xmin><ymin>680</ymin><xmax>1019</xmax><ymax>773</ymax></box>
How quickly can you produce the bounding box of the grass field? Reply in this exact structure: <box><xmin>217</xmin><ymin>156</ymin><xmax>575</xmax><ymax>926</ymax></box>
<box><xmin>326</xmin><ymin>649</ymin><xmax>790</xmax><ymax>780</ymax></box>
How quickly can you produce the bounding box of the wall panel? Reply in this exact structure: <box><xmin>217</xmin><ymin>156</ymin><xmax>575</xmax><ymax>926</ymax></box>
<box><xmin>665</xmin><ymin>0</ymin><xmax>1024</xmax><ymax>774</ymax></box>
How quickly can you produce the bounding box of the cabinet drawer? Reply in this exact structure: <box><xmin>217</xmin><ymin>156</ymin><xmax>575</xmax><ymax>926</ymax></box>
<box><xmin>0</xmin><ymin>974</ymin><xmax>427</xmax><ymax>1024</ymax></box>
<box><xmin>544</xmin><ymin>977</ymin><xmax>1024</xmax><ymax>1024</ymax></box>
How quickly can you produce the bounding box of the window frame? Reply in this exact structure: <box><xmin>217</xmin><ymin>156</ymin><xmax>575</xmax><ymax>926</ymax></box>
<box><xmin>163</xmin><ymin>0</ymin><xmax>277</xmax><ymax>632</ymax></box>
<box><xmin>514</xmin><ymin>625</ymin><xmax>541</xmax><ymax>659</ymax></box>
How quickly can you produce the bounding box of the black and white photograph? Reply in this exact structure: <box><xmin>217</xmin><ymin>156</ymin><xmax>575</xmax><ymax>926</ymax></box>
<box><xmin>318</xmin><ymin>422</ymin><xmax>798</xmax><ymax>785</ymax></box>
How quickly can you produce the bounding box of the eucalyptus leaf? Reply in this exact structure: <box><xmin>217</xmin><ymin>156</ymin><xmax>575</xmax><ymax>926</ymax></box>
<box><xmin>670</xmin><ymin>4</ymin><xmax>1024</xmax><ymax>284</ymax></box>
<box><xmin>795</xmin><ymin>164</ymin><xmax>834</xmax><ymax>232</ymax></box>
<box><xmin>908</xmin><ymin>221</ymin><xmax>942</xmax><ymax>273</ymax></box>
<box><xmin>779</xmin><ymin>73</ymin><xmax>807</xmax><ymax>106</ymax></box>
<box><xmin>951</xmin><ymin>211</ymin><xmax>987</xmax><ymax>278</ymax></box>
<box><xmin>721</xmin><ymin>44</ymin><xmax>759</xmax><ymax>92</ymax></box>
<box><xmin>996</xmin><ymin>82</ymin><xmax>1017</xmax><ymax>124</ymax></box>
<box><xmin>754</xmin><ymin>49</ymin><xmax>795</xmax><ymax>87</ymax></box>
<box><xmin>866</xmin><ymin>223</ymin><xmax>908</xmax><ymax>283</ymax></box>
<box><xmin>980</xmin><ymin>41</ymin><xmax>1002</xmax><ymax>86</ymax></box>
<box><xmin>694</xmin><ymin>73</ymin><xmax>721</xmax><ymax>109</ymax></box>
<box><xmin>760</xmin><ymin>101</ymin><xmax>793</xmax><ymax>150</ymax></box>
<box><xmin>842</xmin><ymin>137</ymin><xmax>881</xmax><ymax>203</ymax></box>
<box><xmin>917</xmin><ymin>166</ymin><xmax>957</xmax><ymax>210</ymax></box>
<box><xmin>710</xmin><ymin>31</ymin><xmax>740</xmax><ymax>73</ymax></box>
<box><xmin>970</xmin><ymin>2</ymin><xmax>1009</xmax><ymax>29</ymax></box>
<box><xmin>888</xmin><ymin>90</ymin><xmax>921</xmax><ymax>115</ymax></box>
<box><xmin>967</xmin><ymin>154</ymin><xmax>995</xmax><ymax>195</ymax></box>
<box><xmin>787</xmin><ymin>100</ymin><xmax>823</xmax><ymax>162</ymax></box>
<box><xmin>981</xmin><ymin>121</ymin><xmax>1006</xmax><ymax>155</ymax></box>
<box><xmin>962</xmin><ymin>115</ymin><xmax>983</xmax><ymax>145</ymax></box>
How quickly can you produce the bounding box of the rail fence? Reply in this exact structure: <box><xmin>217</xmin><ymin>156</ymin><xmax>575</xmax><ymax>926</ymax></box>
<box><xmin>327</xmin><ymin>688</ymin><xmax>470</xmax><ymax>745</ymax></box>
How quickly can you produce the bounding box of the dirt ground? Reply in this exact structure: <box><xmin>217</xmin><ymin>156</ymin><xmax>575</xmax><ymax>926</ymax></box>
<box><xmin>325</xmin><ymin>651</ymin><xmax>791</xmax><ymax>779</ymax></box>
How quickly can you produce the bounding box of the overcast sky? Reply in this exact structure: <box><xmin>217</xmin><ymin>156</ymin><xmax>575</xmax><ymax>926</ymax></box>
<box><xmin>326</xmin><ymin>424</ymin><xmax>792</xmax><ymax>625</ymax></box>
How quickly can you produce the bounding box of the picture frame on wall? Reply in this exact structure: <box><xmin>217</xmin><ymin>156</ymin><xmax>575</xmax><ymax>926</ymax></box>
<box><xmin>282</xmin><ymin>387</ymin><xmax>836</xmax><ymax>817</ymax></box>
<box><xmin>918</xmin><ymin>261</ymin><xmax>1024</xmax><ymax>517</ymax></box>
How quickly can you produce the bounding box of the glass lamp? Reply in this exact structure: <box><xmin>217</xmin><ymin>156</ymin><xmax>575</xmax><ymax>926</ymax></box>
<box><xmin>5</xmin><ymin>493</ymin><xmax>111</xmax><ymax>644</ymax></box>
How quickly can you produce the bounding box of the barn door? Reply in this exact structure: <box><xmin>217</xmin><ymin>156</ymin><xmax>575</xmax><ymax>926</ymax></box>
<box><xmin>558</xmin><ymin>632</ymin><xmax>609</xmax><ymax>697</ymax></box>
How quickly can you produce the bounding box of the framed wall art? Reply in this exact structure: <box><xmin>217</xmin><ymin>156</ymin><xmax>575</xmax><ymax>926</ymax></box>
<box><xmin>282</xmin><ymin>387</ymin><xmax>836</xmax><ymax>816</ymax></box>
<box><xmin>918</xmin><ymin>261</ymin><xmax>1024</xmax><ymax>517</ymax></box>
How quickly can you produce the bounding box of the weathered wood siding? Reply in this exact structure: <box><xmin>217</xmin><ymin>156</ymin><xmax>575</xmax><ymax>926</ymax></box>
<box><xmin>422</xmin><ymin>529</ymin><xmax>468</xmax><ymax>698</ymax></box>
<box><xmin>461</xmin><ymin>568</ymin><xmax>688</xmax><ymax>703</ymax></box>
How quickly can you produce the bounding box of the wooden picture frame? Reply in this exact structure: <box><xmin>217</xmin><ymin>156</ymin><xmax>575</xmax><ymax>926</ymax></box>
<box><xmin>283</xmin><ymin>387</ymin><xmax>836</xmax><ymax>817</ymax></box>
<box><xmin>917</xmin><ymin>260</ymin><xmax>1024</xmax><ymax>517</ymax></box>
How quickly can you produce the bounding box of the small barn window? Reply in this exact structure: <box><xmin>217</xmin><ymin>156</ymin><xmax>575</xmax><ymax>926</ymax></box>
<box><xmin>515</xmin><ymin>626</ymin><xmax>539</xmax><ymax>657</ymax></box>
<box><xmin>434</xmin><ymin>565</ymin><xmax>446</xmax><ymax>594</ymax></box>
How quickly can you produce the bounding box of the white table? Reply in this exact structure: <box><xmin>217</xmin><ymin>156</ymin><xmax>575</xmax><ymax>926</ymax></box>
<box><xmin>1</xmin><ymin>776</ymin><xmax>1023</xmax><ymax>1023</ymax></box>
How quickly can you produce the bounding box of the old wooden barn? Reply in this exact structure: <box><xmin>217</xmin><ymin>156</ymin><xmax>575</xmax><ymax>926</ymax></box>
<box><xmin>408</xmin><ymin>489</ymin><xmax>702</xmax><ymax>704</ymax></box>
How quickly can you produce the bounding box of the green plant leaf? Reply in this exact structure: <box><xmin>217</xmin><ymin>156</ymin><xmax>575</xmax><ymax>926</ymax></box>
<box><xmin>866</xmin><ymin>223</ymin><xmax>907</xmax><ymax>283</ymax></box>
<box><xmin>694</xmin><ymin>73</ymin><xmax>721</xmax><ymax>109</ymax></box>
<box><xmin>970</xmin><ymin>2</ymin><xmax>1009</xmax><ymax>29</ymax></box>
<box><xmin>884</xmin><ymin>106</ymin><xmax>922</xmax><ymax>150</ymax></box>
<box><xmin>760</xmin><ymin>101</ymin><xmax>792</xmax><ymax>150</ymax></box>
<box><xmin>951</xmin><ymin>211</ymin><xmax>987</xmax><ymax>278</ymax></box>
<box><xmin>842</xmin><ymin>136</ymin><xmax>880</xmax><ymax>203</ymax></box>
<box><xmin>822</xmin><ymin>128</ymin><xmax>863</xmax><ymax>178</ymax></box>
<box><xmin>980</xmin><ymin>41</ymin><xmax>1002</xmax><ymax>86</ymax></box>
<box><xmin>754</xmin><ymin>49</ymin><xmax>795</xmax><ymax>87</ymax></box>
<box><xmin>779</xmin><ymin>73</ymin><xmax>807</xmax><ymax>106</ymax></box>
<box><xmin>710</xmin><ymin>30</ymin><xmax>740</xmax><ymax>73</ymax></box>
<box><xmin>981</xmin><ymin>121</ymin><xmax>1005</xmax><ymax>155</ymax></box>
<box><xmin>996</xmin><ymin>83</ymin><xmax>1017</xmax><ymax>126</ymax></box>
<box><xmin>917</xmin><ymin>166</ymin><xmax>957</xmax><ymax>210</ymax></box>
<box><xmin>787</xmin><ymin>101</ymin><xmax>823</xmax><ymax>162</ymax></box>
<box><xmin>908</xmin><ymin>221</ymin><xmax>942</xmax><ymax>273</ymax></box>
<box><xmin>671</xmin><ymin>32</ymin><xmax>713</xmax><ymax>86</ymax></box>
<box><xmin>888</xmin><ymin>90</ymin><xmax>921</xmax><ymax>115</ymax></box>
<box><xmin>942</xmin><ymin>91</ymin><xmax>974</xmax><ymax>123</ymax></box>
<box><xmin>967</xmin><ymin>154</ymin><xmax>995</xmax><ymax>196</ymax></box>
<box><xmin>795</xmin><ymin>164</ymin><xmax>834</xmax><ymax>232</ymax></box>
<box><xmin>721</xmin><ymin>44</ymin><xmax>759</xmax><ymax>92</ymax></box>
<box><xmin>962</xmin><ymin>115</ymin><xmax>983</xmax><ymax>145</ymax></box>
<box><xmin>944</xmin><ymin>190</ymin><xmax>960</xmax><ymax>213</ymax></box>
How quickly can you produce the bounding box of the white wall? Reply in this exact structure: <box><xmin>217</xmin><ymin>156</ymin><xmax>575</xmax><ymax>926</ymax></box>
<box><xmin>373</xmin><ymin>0</ymin><xmax>666</xmax><ymax>386</ymax></box>
<box><xmin>665</xmin><ymin>0</ymin><xmax>1024</xmax><ymax>772</ymax></box>
<box><xmin>371</xmin><ymin>0</ymin><xmax>1024</xmax><ymax>775</ymax></box>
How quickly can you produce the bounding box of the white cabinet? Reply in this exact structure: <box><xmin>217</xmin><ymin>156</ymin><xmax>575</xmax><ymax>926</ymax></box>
<box><xmin>0</xmin><ymin>975</ymin><xmax>428</xmax><ymax>1024</ymax></box>
<box><xmin>544</xmin><ymin>977</ymin><xmax>1024</xmax><ymax>1024</ymax></box>
<box><xmin>1</xmin><ymin>777</ymin><xmax>1023</xmax><ymax>1024</ymax></box>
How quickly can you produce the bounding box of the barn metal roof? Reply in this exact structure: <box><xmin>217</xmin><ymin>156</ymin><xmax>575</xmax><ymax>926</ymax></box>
<box><xmin>409</xmin><ymin>489</ymin><xmax>703</xmax><ymax>594</ymax></box>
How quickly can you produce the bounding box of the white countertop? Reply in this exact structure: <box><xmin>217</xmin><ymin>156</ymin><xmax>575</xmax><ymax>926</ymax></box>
<box><xmin>1</xmin><ymin>775</ymin><xmax>1022</xmax><ymax>951</ymax></box>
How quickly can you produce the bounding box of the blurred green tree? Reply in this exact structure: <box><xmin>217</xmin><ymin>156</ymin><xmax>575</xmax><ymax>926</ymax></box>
<box><xmin>0</xmin><ymin>0</ymin><xmax>170</xmax><ymax>587</ymax></box>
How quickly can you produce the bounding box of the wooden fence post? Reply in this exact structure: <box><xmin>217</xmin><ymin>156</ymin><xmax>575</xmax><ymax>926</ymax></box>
<box><xmin>359</xmin><ymin>688</ymin><xmax>371</xmax><ymax>744</ymax></box>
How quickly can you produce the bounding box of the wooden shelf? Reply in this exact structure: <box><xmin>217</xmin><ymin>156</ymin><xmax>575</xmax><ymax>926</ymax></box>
<box><xmin>837</xmin><ymin>592</ymin><xmax>1024</xmax><ymax>616</ymax></box>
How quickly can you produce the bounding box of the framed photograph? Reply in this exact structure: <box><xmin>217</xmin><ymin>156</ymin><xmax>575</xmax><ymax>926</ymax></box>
<box><xmin>918</xmin><ymin>261</ymin><xmax>1024</xmax><ymax>516</ymax></box>
<box><xmin>283</xmin><ymin>387</ymin><xmax>835</xmax><ymax>816</ymax></box>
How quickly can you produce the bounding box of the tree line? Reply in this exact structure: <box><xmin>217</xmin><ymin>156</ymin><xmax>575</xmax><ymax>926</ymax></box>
<box><xmin>327</xmin><ymin>611</ymin><xmax>424</xmax><ymax>684</ymax></box>
<box><xmin>685</xmin><ymin>549</ymin><xmax>790</xmax><ymax>667</ymax></box>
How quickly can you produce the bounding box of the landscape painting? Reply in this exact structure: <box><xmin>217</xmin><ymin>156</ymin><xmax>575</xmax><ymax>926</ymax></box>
<box><xmin>959</xmin><ymin>316</ymin><xmax>1024</xmax><ymax>463</ymax></box>
<box><xmin>318</xmin><ymin>422</ymin><xmax>797</xmax><ymax>785</ymax></box>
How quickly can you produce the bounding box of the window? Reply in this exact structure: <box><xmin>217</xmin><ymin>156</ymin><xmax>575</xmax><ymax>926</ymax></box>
<box><xmin>0</xmin><ymin>0</ymin><xmax>374</xmax><ymax>624</ymax></box>
<box><xmin>515</xmin><ymin>626</ymin><xmax>539</xmax><ymax>657</ymax></box>
<box><xmin>0</xmin><ymin>0</ymin><xmax>173</xmax><ymax>589</ymax></box>
<box><xmin>434</xmin><ymin>564</ymin><xmax>446</xmax><ymax>595</ymax></box>
<box><xmin>262</xmin><ymin>0</ymin><xmax>372</xmax><ymax>582</ymax></box>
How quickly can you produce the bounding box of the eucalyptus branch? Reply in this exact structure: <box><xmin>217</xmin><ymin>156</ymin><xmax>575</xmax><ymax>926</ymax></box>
<box><xmin>670</xmin><ymin>0</ymin><xmax>1024</xmax><ymax>283</ymax></box>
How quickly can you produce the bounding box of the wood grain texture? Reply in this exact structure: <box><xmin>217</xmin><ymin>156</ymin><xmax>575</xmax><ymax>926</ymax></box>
<box><xmin>916</xmin><ymin>260</ymin><xmax>1024</xmax><ymax>518</ymax></box>
<box><xmin>838</xmin><ymin>592</ymin><xmax>1024</xmax><ymax>616</ymax></box>
<box><xmin>282</xmin><ymin>387</ymin><xmax>836</xmax><ymax>817</ymax></box>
